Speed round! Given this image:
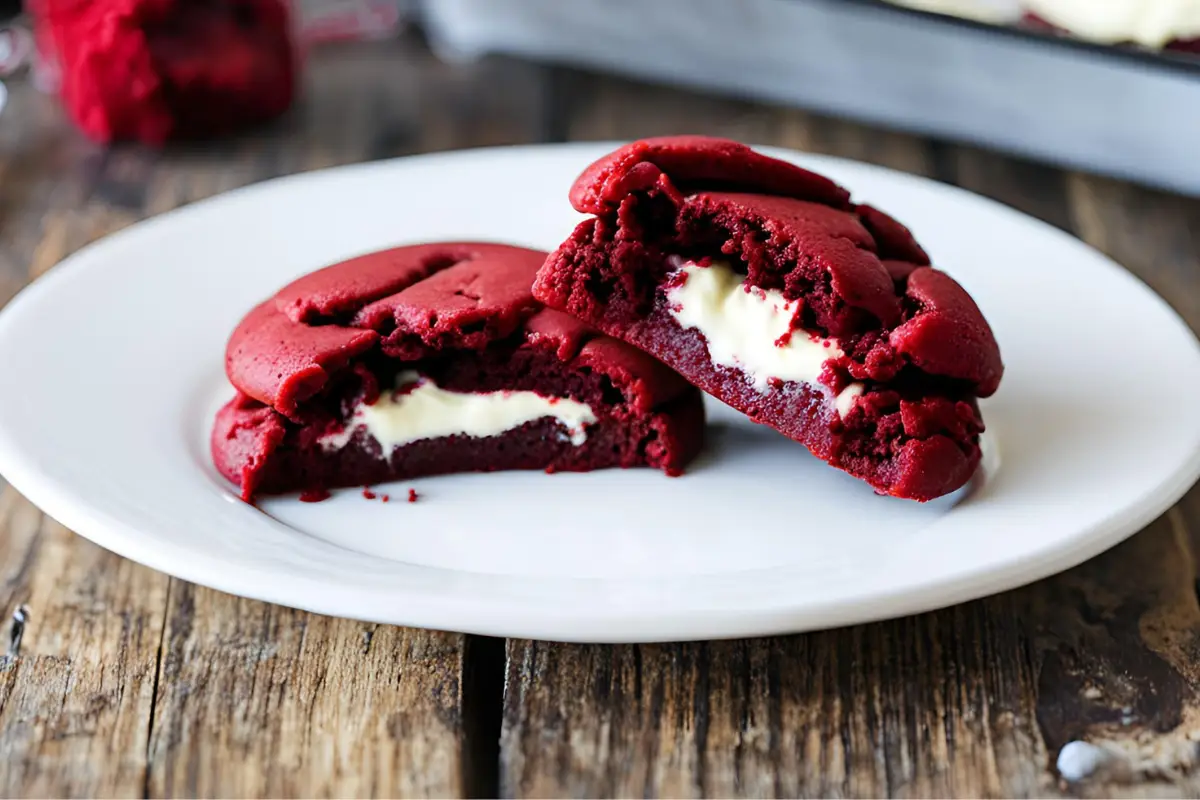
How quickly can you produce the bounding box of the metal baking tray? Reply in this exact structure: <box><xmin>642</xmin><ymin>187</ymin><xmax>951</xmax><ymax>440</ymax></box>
<box><xmin>416</xmin><ymin>0</ymin><xmax>1200</xmax><ymax>196</ymax></box>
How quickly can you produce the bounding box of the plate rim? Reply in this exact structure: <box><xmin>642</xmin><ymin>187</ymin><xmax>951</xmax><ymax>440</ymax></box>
<box><xmin>1</xmin><ymin>141</ymin><xmax>1198</xmax><ymax>643</ymax></box>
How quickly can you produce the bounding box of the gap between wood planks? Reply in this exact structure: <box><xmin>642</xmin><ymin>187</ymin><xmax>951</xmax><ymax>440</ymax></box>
<box><xmin>460</xmin><ymin>636</ymin><xmax>507</xmax><ymax>797</ymax></box>
<box><xmin>142</xmin><ymin>580</ymin><xmax>172</xmax><ymax>800</ymax></box>
<box><xmin>127</xmin><ymin>581</ymin><xmax>511</xmax><ymax>798</ymax></box>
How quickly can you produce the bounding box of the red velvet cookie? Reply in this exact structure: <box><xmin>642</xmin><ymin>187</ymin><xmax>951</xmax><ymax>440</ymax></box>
<box><xmin>534</xmin><ymin>136</ymin><xmax>1003</xmax><ymax>501</ymax></box>
<box><xmin>214</xmin><ymin>242</ymin><xmax>705</xmax><ymax>501</ymax></box>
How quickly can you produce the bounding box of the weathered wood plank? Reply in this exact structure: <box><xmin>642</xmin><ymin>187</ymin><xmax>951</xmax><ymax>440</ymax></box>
<box><xmin>776</xmin><ymin>112</ymin><xmax>935</xmax><ymax>177</ymax></box>
<box><xmin>0</xmin><ymin>489</ymin><xmax>169</xmax><ymax>797</ymax></box>
<box><xmin>0</xmin><ymin>76</ymin><xmax>98</xmax><ymax>300</ymax></box>
<box><xmin>935</xmin><ymin>143</ymin><xmax>1073</xmax><ymax>232</ymax></box>
<box><xmin>557</xmin><ymin>70</ymin><xmax>937</xmax><ymax>177</ymax></box>
<box><xmin>559</xmin><ymin>69</ymin><xmax>781</xmax><ymax>144</ymax></box>
<box><xmin>501</xmin><ymin>602</ymin><xmax>1047</xmax><ymax>798</ymax></box>
<box><xmin>1065</xmin><ymin>174</ymin><xmax>1200</xmax><ymax>333</ymax></box>
<box><xmin>1018</xmin><ymin>504</ymin><xmax>1200</xmax><ymax>798</ymax></box>
<box><xmin>144</xmin><ymin>584</ymin><xmax>471</xmax><ymax>797</ymax></box>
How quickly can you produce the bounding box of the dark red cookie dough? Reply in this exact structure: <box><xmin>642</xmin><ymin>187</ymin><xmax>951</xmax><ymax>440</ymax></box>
<box><xmin>214</xmin><ymin>242</ymin><xmax>705</xmax><ymax>501</ymax></box>
<box><xmin>535</xmin><ymin>136</ymin><xmax>1003</xmax><ymax>501</ymax></box>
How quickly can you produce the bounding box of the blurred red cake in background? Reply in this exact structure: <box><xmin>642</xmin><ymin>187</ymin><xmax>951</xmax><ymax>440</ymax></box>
<box><xmin>33</xmin><ymin>0</ymin><xmax>297</xmax><ymax>144</ymax></box>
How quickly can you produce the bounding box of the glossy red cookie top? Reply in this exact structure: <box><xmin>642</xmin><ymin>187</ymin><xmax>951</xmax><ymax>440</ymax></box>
<box><xmin>569</xmin><ymin>135</ymin><xmax>851</xmax><ymax>215</ymax></box>
<box><xmin>563</xmin><ymin>136</ymin><xmax>1003</xmax><ymax>397</ymax></box>
<box><xmin>226</xmin><ymin>242</ymin><xmax>693</xmax><ymax>418</ymax></box>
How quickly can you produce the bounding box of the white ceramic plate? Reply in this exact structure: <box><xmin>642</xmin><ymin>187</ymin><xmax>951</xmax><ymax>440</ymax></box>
<box><xmin>0</xmin><ymin>143</ymin><xmax>1198</xmax><ymax>643</ymax></box>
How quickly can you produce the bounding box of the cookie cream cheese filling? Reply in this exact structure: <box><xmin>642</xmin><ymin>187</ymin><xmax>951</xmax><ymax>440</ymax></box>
<box><xmin>665</xmin><ymin>258</ymin><xmax>863</xmax><ymax>416</ymax></box>
<box><xmin>321</xmin><ymin>372</ymin><xmax>597</xmax><ymax>452</ymax></box>
<box><xmin>1023</xmin><ymin>0</ymin><xmax>1200</xmax><ymax>47</ymax></box>
<box><xmin>883</xmin><ymin>0</ymin><xmax>1021</xmax><ymax>24</ymax></box>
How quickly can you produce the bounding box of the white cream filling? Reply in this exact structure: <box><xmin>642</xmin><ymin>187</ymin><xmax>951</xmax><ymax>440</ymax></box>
<box><xmin>320</xmin><ymin>372</ymin><xmax>597</xmax><ymax>453</ymax></box>
<box><xmin>834</xmin><ymin>382</ymin><xmax>865</xmax><ymax>418</ymax></box>
<box><xmin>1024</xmin><ymin>0</ymin><xmax>1200</xmax><ymax>47</ymax></box>
<box><xmin>883</xmin><ymin>0</ymin><xmax>1022</xmax><ymax>24</ymax></box>
<box><xmin>665</xmin><ymin>259</ymin><xmax>864</xmax><ymax>417</ymax></box>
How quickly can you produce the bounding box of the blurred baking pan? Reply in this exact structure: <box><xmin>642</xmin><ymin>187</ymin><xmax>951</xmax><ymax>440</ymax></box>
<box><xmin>416</xmin><ymin>0</ymin><xmax>1200</xmax><ymax>196</ymax></box>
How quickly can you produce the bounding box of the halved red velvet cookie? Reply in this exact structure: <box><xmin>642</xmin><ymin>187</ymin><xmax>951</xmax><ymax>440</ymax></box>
<box><xmin>213</xmin><ymin>242</ymin><xmax>705</xmax><ymax>501</ymax></box>
<box><xmin>534</xmin><ymin>136</ymin><xmax>1003</xmax><ymax>501</ymax></box>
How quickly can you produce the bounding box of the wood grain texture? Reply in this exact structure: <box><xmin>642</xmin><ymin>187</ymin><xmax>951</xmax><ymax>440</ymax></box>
<box><xmin>1019</xmin><ymin>507</ymin><xmax>1200</xmax><ymax>798</ymax></box>
<box><xmin>145</xmin><ymin>585</ymin><xmax>470</xmax><ymax>798</ymax></box>
<box><xmin>0</xmin><ymin>489</ymin><xmax>168</xmax><ymax>797</ymax></box>
<box><xmin>501</xmin><ymin>605</ymin><xmax>1045</xmax><ymax>798</ymax></box>
<box><xmin>1066</xmin><ymin>174</ymin><xmax>1200</xmax><ymax>333</ymax></box>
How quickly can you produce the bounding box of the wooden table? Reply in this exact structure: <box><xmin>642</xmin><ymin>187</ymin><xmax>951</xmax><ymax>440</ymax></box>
<box><xmin>1</xmin><ymin>35</ymin><xmax>1199</xmax><ymax>799</ymax></box>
